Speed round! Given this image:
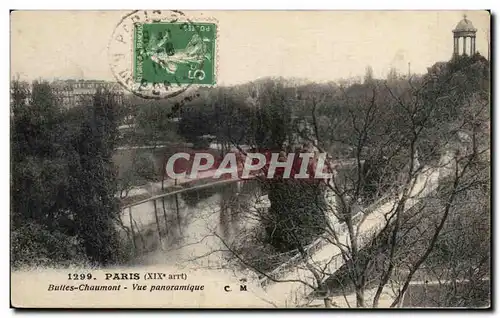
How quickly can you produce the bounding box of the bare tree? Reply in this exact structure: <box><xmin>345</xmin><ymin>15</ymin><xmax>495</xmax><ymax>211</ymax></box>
<box><xmin>207</xmin><ymin>57</ymin><xmax>489</xmax><ymax>308</ymax></box>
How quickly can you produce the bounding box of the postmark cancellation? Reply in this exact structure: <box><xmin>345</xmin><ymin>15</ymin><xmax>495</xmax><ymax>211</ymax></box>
<box><xmin>108</xmin><ymin>10</ymin><xmax>218</xmax><ymax>99</ymax></box>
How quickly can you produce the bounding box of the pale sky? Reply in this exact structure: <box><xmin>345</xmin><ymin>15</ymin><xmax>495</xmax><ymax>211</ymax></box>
<box><xmin>10</xmin><ymin>10</ymin><xmax>490</xmax><ymax>86</ymax></box>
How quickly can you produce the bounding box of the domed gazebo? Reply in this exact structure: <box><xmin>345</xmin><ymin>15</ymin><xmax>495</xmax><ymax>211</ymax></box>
<box><xmin>453</xmin><ymin>14</ymin><xmax>477</xmax><ymax>56</ymax></box>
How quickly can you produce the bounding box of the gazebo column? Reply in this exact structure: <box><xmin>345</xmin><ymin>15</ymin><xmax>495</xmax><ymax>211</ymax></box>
<box><xmin>462</xmin><ymin>36</ymin><xmax>467</xmax><ymax>55</ymax></box>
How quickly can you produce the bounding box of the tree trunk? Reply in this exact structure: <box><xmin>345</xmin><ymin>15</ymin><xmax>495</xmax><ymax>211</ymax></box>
<box><xmin>355</xmin><ymin>287</ymin><xmax>365</xmax><ymax>307</ymax></box>
<box><xmin>174</xmin><ymin>179</ymin><xmax>182</xmax><ymax>235</ymax></box>
<box><xmin>153</xmin><ymin>199</ymin><xmax>163</xmax><ymax>246</ymax></box>
<box><xmin>128</xmin><ymin>207</ymin><xmax>137</xmax><ymax>251</ymax></box>
<box><xmin>324</xmin><ymin>297</ymin><xmax>333</xmax><ymax>308</ymax></box>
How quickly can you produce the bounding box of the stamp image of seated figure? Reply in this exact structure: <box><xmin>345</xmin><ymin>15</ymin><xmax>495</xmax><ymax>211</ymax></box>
<box><xmin>108</xmin><ymin>10</ymin><xmax>218</xmax><ymax>99</ymax></box>
<box><xmin>135</xmin><ymin>22</ymin><xmax>216</xmax><ymax>86</ymax></box>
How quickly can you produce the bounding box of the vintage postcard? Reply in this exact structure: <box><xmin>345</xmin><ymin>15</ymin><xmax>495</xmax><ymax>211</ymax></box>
<box><xmin>10</xmin><ymin>10</ymin><xmax>491</xmax><ymax>309</ymax></box>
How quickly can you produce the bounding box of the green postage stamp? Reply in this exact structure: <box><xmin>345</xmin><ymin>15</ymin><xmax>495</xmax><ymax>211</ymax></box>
<box><xmin>134</xmin><ymin>22</ymin><xmax>216</xmax><ymax>86</ymax></box>
<box><xmin>108</xmin><ymin>10</ymin><xmax>218</xmax><ymax>99</ymax></box>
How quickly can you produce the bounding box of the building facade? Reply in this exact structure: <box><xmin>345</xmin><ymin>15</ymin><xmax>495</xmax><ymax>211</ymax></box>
<box><xmin>51</xmin><ymin>80</ymin><xmax>125</xmax><ymax>108</ymax></box>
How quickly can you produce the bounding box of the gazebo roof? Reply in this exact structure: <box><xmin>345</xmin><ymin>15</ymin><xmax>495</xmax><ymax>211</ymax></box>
<box><xmin>453</xmin><ymin>15</ymin><xmax>477</xmax><ymax>33</ymax></box>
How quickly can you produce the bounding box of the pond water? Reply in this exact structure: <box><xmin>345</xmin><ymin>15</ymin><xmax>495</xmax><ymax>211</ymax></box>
<box><xmin>121</xmin><ymin>179</ymin><xmax>264</xmax><ymax>271</ymax></box>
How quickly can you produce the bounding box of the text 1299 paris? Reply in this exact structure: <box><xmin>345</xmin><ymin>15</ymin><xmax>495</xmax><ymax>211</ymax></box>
<box><xmin>67</xmin><ymin>273</ymin><xmax>140</xmax><ymax>280</ymax></box>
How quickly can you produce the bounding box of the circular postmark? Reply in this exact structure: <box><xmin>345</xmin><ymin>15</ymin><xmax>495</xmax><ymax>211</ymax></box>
<box><xmin>108</xmin><ymin>10</ymin><xmax>217</xmax><ymax>100</ymax></box>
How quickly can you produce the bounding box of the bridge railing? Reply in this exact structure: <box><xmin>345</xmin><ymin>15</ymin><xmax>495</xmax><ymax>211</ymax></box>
<box><xmin>121</xmin><ymin>177</ymin><xmax>245</xmax><ymax>210</ymax></box>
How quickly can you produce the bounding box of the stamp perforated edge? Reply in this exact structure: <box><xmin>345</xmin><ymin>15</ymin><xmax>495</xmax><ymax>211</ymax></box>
<box><xmin>165</xmin><ymin>15</ymin><xmax>220</xmax><ymax>88</ymax></box>
<box><xmin>108</xmin><ymin>11</ymin><xmax>219</xmax><ymax>99</ymax></box>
